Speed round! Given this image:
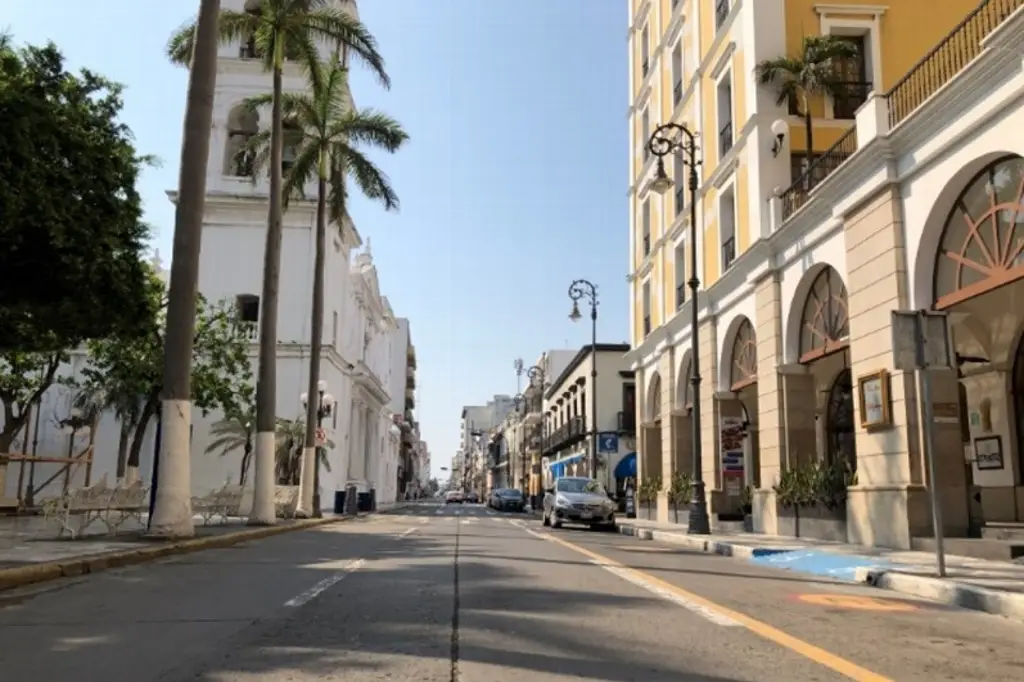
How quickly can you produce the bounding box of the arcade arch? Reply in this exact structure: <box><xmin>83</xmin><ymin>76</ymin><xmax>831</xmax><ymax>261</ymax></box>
<box><xmin>224</xmin><ymin>104</ymin><xmax>259</xmax><ymax>176</ymax></box>
<box><xmin>640</xmin><ymin>372</ymin><xmax>664</xmax><ymax>488</ymax></box>
<box><xmin>720</xmin><ymin>316</ymin><xmax>761</xmax><ymax>494</ymax></box>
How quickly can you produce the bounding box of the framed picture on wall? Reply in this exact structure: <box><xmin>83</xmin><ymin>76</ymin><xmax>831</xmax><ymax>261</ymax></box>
<box><xmin>857</xmin><ymin>369</ymin><xmax>892</xmax><ymax>429</ymax></box>
<box><xmin>974</xmin><ymin>435</ymin><xmax>1004</xmax><ymax>470</ymax></box>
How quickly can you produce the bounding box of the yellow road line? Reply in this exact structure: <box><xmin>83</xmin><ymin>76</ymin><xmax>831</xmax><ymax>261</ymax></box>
<box><xmin>542</xmin><ymin>532</ymin><xmax>894</xmax><ymax>682</ymax></box>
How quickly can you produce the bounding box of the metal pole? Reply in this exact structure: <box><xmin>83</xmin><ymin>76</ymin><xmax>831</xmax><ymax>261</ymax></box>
<box><xmin>590</xmin><ymin>305</ymin><xmax>599</xmax><ymax>479</ymax></box>
<box><xmin>916</xmin><ymin>312</ymin><xmax>946</xmax><ymax>577</ymax></box>
<box><xmin>313</xmin><ymin>390</ymin><xmax>324</xmax><ymax>518</ymax></box>
<box><xmin>686</xmin><ymin>133</ymin><xmax>711</xmax><ymax>535</ymax></box>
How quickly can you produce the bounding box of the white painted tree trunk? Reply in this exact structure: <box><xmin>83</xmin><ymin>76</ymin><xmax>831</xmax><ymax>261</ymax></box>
<box><xmin>148</xmin><ymin>399</ymin><xmax>195</xmax><ymax>538</ymax></box>
<box><xmin>295</xmin><ymin>446</ymin><xmax>315</xmax><ymax>516</ymax></box>
<box><xmin>249</xmin><ymin>431</ymin><xmax>277</xmax><ymax>524</ymax></box>
<box><xmin>125</xmin><ymin>467</ymin><xmax>140</xmax><ymax>485</ymax></box>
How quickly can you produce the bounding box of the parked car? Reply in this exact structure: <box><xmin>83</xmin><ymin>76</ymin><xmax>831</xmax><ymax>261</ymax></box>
<box><xmin>542</xmin><ymin>477</ymin><xmax>616</xmax><ymax>531</ymax></box>
<box><xmin>445</xmin><ymin>490</ymin><xmax>464</xmax><ymax>504</ymax></box>
<box><xmin>465</xmin><ymin>491</ymin><xmax>479</xmax><ymax>504</ymax></box>
<box><xmin>488</xmin><ymin>488</ymin><xmax>525</xmax><ymax>512</ymax></box>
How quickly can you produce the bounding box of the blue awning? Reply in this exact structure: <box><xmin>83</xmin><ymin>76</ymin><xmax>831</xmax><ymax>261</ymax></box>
<box><xmin>547</xmin><ymin>453</ymin><xmax>584</xmax><ymax>479</ymax></box>
<box><xmin>613</xmin><ymin>452</ymin><xmax>637</xmax><ymax>479</ymax></box>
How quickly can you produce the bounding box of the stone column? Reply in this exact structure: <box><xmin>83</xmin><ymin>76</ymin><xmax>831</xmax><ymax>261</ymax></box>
<box><xmin>657</xmin><ymin>349</ymin><xmax>676</xmax><ymax>523</ymax></box>
<box><xmin>843</xmin><ymin>187</ymin><xmax>968</xmax><ymax>548</ymax></box>
<box><xmin>698</xmin><ymin>318</ymin><xmax>721</xmax><ymax>514</ymax></box>
<box><xmin>345</xmin><ymin>401</ymin><xmax>360</xmax><ymax>482</ymax></box>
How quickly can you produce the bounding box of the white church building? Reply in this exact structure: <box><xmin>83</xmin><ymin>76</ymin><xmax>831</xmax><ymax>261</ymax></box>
<box><xmin>0</xmin><ymin>0</ymin><xmax>422</xmax><ymax>513</ymax></box>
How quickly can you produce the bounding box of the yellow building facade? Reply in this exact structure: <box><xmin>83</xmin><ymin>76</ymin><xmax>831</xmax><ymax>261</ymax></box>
<box><xmin>627</xmin><ymin>0</ymin><xmax>1024</xmax><ymax>549</ymax></box>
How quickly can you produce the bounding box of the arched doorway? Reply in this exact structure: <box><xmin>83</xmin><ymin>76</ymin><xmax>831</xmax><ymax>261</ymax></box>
<box><xmin>796</xmin><ymin>265</ymin><xmax>855</xmax><ymax>471</ymax></box>
<box><xmin>672</xmin><ymin>356</ymin><xmax>694</xmax><ymax>482</ymax></box>
<box><xmin>726</xmin><ymin>318</ymin><xmax>760</xmax><ymax>490</ymax></box>
<box><xmin>641</xmin><ymin>373</ymin><xmax>663</xmax><ymax>489</ymax></box>
<box><xmin>931</xmin><ymin>155</ymin><xmax>1024</xmax><ymax>525</ymax></box>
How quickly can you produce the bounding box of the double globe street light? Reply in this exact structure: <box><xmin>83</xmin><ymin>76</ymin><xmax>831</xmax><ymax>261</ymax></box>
<box><xmin>300</xmin><ymin>379</ymin><xmax>335</xmax><ymax>518</ymax></box>
<box><xmin>646</xmin><ymin>122</ymin><xmax>710</xmax><ymax>536</ymax></box>
<box><xmin>568</xmin><ymin>279</ymin><xmax>599</xmax><ymax>479</ymax></box>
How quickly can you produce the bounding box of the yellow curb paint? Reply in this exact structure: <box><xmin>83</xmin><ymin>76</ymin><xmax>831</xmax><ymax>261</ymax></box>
<box><xmin>797</xmin><ymin>594</ymin><xmax>918</xmax><ymax>612</ymax></box>
<box><xmin>543</xmin><ymin>532</ymin><xmax>894</xmax><ymax>682</ymax></box>
<box><xmin>0</xmin><ymin>516</ymin><xmax>342</xmax><ymax>592</ymax></box>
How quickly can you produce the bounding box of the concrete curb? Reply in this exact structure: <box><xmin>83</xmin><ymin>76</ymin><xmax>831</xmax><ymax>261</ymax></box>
<box><xmin>617</xmin><ymin>523</ymin><xmax>1024</xmax><ymax>623</ymax></box>
<box><xmin>616</xmin><ymin>524</ymin><xmax>794</xmax><ymax>558</ymax></box>
<box><xmin>855</xmin><ymin>567</ymin><xmax>1024</xmax><ymax>623</ymax></box>
<box><xmin>0</xmin><ymin>516</ymin><xmax>344</xmax><ymax>593</ymax></box>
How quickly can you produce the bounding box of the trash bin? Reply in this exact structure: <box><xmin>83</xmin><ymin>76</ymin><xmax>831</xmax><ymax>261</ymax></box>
<box><xmin>369</xmin><ymin>488</ymin><xmax>377</xmax><ymax>511</ymax></box>
<box><xmin>357</xmin><ymin>492</ymin><xmax>371</xmax><ymax>512</ymax></box>
<box><xmin>333</xmin><ymin>489</ymin><xmax>346</xmax><ymax>515</ymax></box>
<box><xmin>345</xmin><ymin>484</ymin><xmax>358</xmax><ymax>515</ymax></box>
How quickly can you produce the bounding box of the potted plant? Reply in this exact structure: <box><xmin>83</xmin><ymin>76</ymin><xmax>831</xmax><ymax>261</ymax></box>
<box><xmin>667</xmin><ymin>470</ymin><xmax>692</xmax><ymax>524</ymax></box>
<box><xmin>772</xmin><ymin>457</ymin><xmax>855</xmax><ymax>541</ymax></box>
<box><xmin>637</xmin><ymin>474</ymin><xmax>661</xmax><ymax>520</ymax></box>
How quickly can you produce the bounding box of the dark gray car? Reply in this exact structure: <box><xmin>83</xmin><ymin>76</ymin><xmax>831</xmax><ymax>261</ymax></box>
<box><xmin>542</xmin><ymin>476</ymin><xmax>616</xmax><ymax>530</ymax></box>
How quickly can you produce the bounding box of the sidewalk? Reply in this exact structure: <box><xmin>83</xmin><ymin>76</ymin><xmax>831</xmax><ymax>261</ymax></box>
<box><xmin>617</xmin><ymin>518</ymin><xmax>1024</xmax><ymax>622</ymax></box>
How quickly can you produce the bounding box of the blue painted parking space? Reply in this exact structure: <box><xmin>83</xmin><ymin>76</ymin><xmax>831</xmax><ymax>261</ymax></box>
<box><xmin>749</xmin><ymin>549</ymin><xmax>897</xmax><ymax>582</ymax></box>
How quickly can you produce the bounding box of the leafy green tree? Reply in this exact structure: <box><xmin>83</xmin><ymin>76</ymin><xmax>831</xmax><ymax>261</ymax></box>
<box><xmin>239</xmin><ymin>49</ymin><xmax>405</xmax><ymax>511</ymax></box>
<box><xmin>0</xmin><ymin>35</ymin><xmax>154</xmax><ymax>351</ymax></box>
<box><xmin>0</xmin><ymin>351</ymin><xmax>67</xmax><ymax>453</ymax></box>
<box><xmin>166</xmin><ymin>0</ymin><xmax>390</xmax><ymax>524</ymax></box>
<box><xmin>755</xmin><ymin>35</ymin><xmax>859</xmax><ymax>167</ymax></box>
<box><xmin>81</xmin><ymin>275</ymin><xmax>255</xmax><ymax>477</ymax></box>
<box><xmin>274</xmin><ymin>417</ymin><xmax>332</xmax><ymax>485</ymax></box>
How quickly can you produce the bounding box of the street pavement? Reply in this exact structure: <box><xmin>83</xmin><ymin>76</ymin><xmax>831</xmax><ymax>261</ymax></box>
<box><xmin>0</xmin><ymin>502</ymin><xmax>1021</xmax><ymax>682</ymax></box>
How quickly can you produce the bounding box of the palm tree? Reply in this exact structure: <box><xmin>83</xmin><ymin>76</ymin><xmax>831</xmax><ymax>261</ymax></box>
<box><xmin>204</xmin><ymin>409</ymin><xmax>255</xmax><ymax>485</ymax></box>
<box><xmin>240</xmin><ymin>50</ymin><xmax>406</xmax><ymax>515</ymax></box>
<box><xmin>147</xmin><ymin>0</ymin><xmax>223</xmax><ymax>539</ymax></box>
<box><xmin>166</xmin><ymin>0</ymin><xmax>390</xmax><ymax>526</ymax></box>
<box><xmin>755</xmin><ymin>35</ymin><xmax>859</xmax><ymax>175</ymax></box>
<box><xmin>274</xmin><ymin>417</ymin><xmax>332</xmax><ymax>486</ymax></box>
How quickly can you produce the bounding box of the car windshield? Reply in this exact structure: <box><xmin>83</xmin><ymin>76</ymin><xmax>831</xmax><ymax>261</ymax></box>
<box><xmin>556</xmin><ymin>478</ymin><xmax>606</xmax><ymax>495</ymax></box>
<box><xmin>499</xmin><ymin>489</ymin><xmax>522</xmax><ymax>497</ymax></box>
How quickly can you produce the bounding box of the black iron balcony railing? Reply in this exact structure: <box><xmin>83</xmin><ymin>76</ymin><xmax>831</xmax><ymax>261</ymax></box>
<box><xmin>673</xmin><ymin>79</ymin><xmax>683</xmax><ymax>106</ymax></box>
<box><xmin>674</xmin><ymin>183</ymin><xmax>685</xmax><ymax>216</ymax></box>
<box><xmin>542</xmin><ymin>416</ymin><xmax>587</xmax><ymax>455</ymax></box>
<box><xmin>643</xmin><ymin>315</ymin><xmax>651</xmax><ymax>336</ymax></box>
<box><xmin>721</xmin><ymin>236</ymin><xmax>736</xmax><ymax>271</ymax></box>
<box><xmin>780</xmin><ymin>125</ymin><xmax>858</xmax><ymax>220</ymax></box>
<box><xmin>617</xmin><ymin>411</ymin><xmax>636</xmax><ymax>434</ymax></box>
<box><xmin>719</xmin><ymin>121</ymin><xmax>733</xmax><ymax>158</ymax></box>
<box><xmin>715</xmin><ymin>0</ymin><xmax>730</xmax><ymax>30</ymax></box>
<box><xmin>642</xmin><ymin>57</ymin><xmax>649</xmax><ymax>77</ymax></box>
<box><xmin>832</xmin><ymin>81</ymin><xmax>873</xmax><ymax>119</ymax></box>
<box><xmin>887</xmin><ymin>0</ymin><xmax>1022</xmax><ymax>130</ymax></box>
<box><xmin>676</xmin><ymin>282</ymin><xmax>685</xmax><ymax>309</ymax></box>
<box><xmin>642</xmin><ymin>233</ymin><xmax>651</xmax><ymax>256</ymax></box>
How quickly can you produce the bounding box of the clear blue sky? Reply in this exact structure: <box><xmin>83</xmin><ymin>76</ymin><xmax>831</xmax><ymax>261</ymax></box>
<box><xmin>7</xmin><ymin>0</ymin><xmax>629</xmax><ymax>476</ymax></box>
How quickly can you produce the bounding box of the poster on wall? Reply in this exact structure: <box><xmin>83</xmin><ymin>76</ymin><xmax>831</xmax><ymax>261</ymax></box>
<box><xmin>720</xmin><ymin>416</ymin><xmax>745</xmax><ymax>497</ymax></box>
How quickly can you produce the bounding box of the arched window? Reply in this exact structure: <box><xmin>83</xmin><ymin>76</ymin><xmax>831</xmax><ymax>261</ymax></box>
<box><xmin>799</xmin><ymin>266</ymin><xmax>850</xmax><ymax>364</ymax></box>
<box><xmin>933</xmin><ymin>155</ymin><xmax>1024</xmax><ymax>309</ymax></box>
<box><xmin>282</xmin><ymin>116</ymin><xmax>302</xmax><ymax>174</ymax></box>
<box><xmin>648</xmin><ymin>374</ymin><xmax>662</xmax><ymax>423</ymax></box>
<box><xmin>224</xmin><ymin>105</ymin><xmax>258</xmax><ymax>176</ymax></box>
<box><xmin>730</xmin><ymin>318</ymin><xmax>758</xmax><ymax>391</ymax></box>
<box><xmin>240</xmin><ymin>0</ymin><xmax>261</xmax><ymax>59</ymax></box>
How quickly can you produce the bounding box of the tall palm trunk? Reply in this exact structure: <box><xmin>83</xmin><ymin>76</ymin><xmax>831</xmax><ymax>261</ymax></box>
<box><xmin>297</xmin><ymin>148</ymin><xmax>330</xmax><ymax>517</ymax></box>
<box><xmin>149</xmin><ymin>0</ymin><xmax>221</xmax><ymax>538</ymax></box>
<box><xmin>250</xmin><ymin>51</ymin><xmax>286</xmax><ymax>526</ymax></box>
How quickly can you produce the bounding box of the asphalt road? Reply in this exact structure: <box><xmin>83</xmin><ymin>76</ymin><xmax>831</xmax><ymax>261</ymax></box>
<box><xmin>0</xmin><ymin>502</ymin><xmax>1021</xmax><ymax>681</ymax></box>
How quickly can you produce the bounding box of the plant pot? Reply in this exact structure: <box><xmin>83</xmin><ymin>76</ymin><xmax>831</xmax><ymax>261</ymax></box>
<box><xmin>743</xmin><ymin>514</ymin><xmax>753</xmax><ymax>533</ymax></box>
<box><xmin>776</xmin><ymin>502</ymin><xmax>847</xmax><ymax>542</ymax></box>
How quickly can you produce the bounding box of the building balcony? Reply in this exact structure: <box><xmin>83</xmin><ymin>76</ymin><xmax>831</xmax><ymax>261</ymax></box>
<box><xmin>407</xmin><ymin>373</ymin><xmax>415</xmax><ymax>390</ymax></box>
<box><xmin>617</xmin><ymin>411</ymin><xmax>636</xmax><ymax>435</ymax></box>
<box><xmin>407</xmin><ymin>343</ymin><xmax>417</xmax><ymax>369</ymax></box>
<box><xmin>405</xmin><ymin>394</ymin><xmax>415</xmax><ymax>410</ymax></box>
<box><xmin>542</xmin><ymin>415</ymin><xmax>587</xmax><ymax>455</ymax></box>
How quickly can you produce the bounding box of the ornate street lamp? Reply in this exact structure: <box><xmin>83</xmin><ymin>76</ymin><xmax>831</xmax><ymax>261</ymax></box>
<box><xmin>568</xmin><ymin>279</ymin><xmax>599</xmax><ymax>479</ymax></box>
<box><xmin>647</xmin><ymin>121</ymin><xmax>710</xmax><ymax>535</ymax></box>
<box><xmin>300</xmin><ymin>379</ymin><xmax>335</xmax><ymax>518</ymax></box>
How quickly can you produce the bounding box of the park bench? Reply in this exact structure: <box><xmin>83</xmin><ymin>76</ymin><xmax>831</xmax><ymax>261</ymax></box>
<box><xmin>191</xmin><ymin>483</ymin><xmax>245</xmax><ymax>525</ymax></box>
<box><xmin>274</xmin><ymin>485</ymin><xmax>300</xmax><ymax>518</ymax></box>
<box><xmin>41</xmin><ymin>474</ymin><xmax>150</xmax><ymax>538</ymax></box>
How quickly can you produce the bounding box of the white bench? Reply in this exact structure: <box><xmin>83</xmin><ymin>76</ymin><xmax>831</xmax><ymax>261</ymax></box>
<box><xmin>274</xmin><ymin>485</ymin><xmax>300</xmax><ymax>518</ymax></box>
<box><xmin>41</xmin><ymin>475</ymin><xmax>118</xmax><ymax>538</ymax></box>
<box><xmin>103</xmin><ymin>480</ymin><xmax>150</xmax><ymax>534</ymax></box>
<box><xmin>192</xmin><ymin>483</ymin><xmax>245</xmax><ymax>525</ymax></box>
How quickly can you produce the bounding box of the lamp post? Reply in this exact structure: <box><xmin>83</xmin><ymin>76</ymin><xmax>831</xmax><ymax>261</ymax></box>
<box><xmin>647</xmin><ymin>121</ymin><xmax>710</xmax><ymax>535</ymax></box>
<box><xmin>568</xmin><ymin>279</ymin><xmax>599</xmax><ymax>480</ymax></box>
<box><xmin>300</xmin><ymin>380</ymin><xmax>335</xmax><ymax>518</ymax></box>
<box><xmin>513</xmin><ymin>393</ymin><xmax>527</xmax><ymax>497</ymax></box>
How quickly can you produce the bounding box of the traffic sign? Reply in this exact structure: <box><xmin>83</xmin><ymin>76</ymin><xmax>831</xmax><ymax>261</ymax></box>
<box><xmin>315</xmin><ymin>426</ymin><xmax>327</xmax><ymax>446</ymax></box>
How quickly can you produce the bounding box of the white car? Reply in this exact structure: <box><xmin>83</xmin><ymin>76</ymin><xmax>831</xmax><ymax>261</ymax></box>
<box><xmin>445</xmin><ymin>490</ymin><xmax>464</xmax><ymax>504</ymax></box>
